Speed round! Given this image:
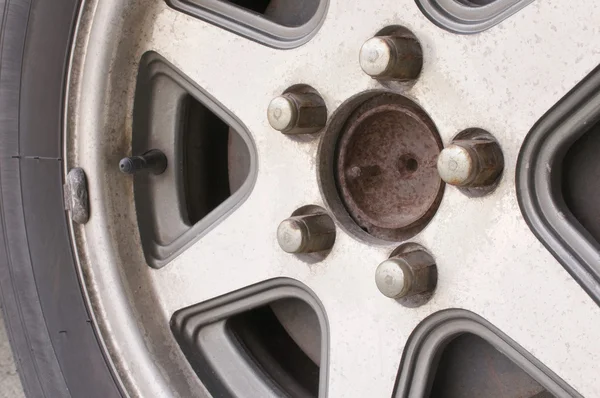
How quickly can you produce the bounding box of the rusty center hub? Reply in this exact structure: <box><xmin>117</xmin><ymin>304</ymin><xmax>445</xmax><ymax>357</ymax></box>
<box><xmin>335</xmin><ymin>93</ymin><xmax>443</xmax><ymax>241</ymax></box>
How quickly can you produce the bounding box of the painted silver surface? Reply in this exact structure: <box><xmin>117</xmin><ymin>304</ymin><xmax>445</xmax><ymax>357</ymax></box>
<box><xmin>437</xmin><ymin>144</ymin><xmax>473</xmax><ymax>186</ymax></box>
<box><xmin>359</xmin><ymin>37</ymin><xmax>393</xmax><ymax>77</ymax></box>
<box><xmin>268</xmin><ymin>89</ymin><xmax>327</xmax><ymax>134</ymax></box>
<box><xmin>65</xmin><ymin>1</ymin><xmax>600</xmax><ymax>398</ymax></box>
<box><xmin>358</xmin><ymin>34</ymin><xmax>421</xmax><ymax>81</ymax></box>
<box><xmin>267</xmin><ymin>95</ymin><xmax>296</xmax><ymax>131</ymax></box>
<box><xmin>277</xmin><ymin>213</ymin><xmax>336</xmax><ymax>254</ymax></box>
<box><xmin>277</xmin><ymin>218</ymin><xmax>307</xmax><ymax>253</ymax></box>
<box><xmin>375</xmin><ymin>258</ymin><xmax>411</xmax><ymax>298</ymax></box>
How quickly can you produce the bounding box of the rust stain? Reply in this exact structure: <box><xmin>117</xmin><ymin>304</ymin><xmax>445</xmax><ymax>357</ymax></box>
<box><xmin>335</xmin><ymin>93</ymin><xmax>443</xmax><ymax>241</ymax></box>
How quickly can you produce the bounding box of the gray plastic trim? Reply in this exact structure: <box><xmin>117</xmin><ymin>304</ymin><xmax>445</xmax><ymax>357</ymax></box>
<box><xmin>517</xmin><ymin>65</ymin><xmax>600</xmax><ymax>306</ymax></box>
<box><xmin>166</xmin><ymin>0</ymin><xmax>329</xmax><ymax>49</ymax></box>
<box><xmin>134</xmin><ymin>52</ymin><xmax>258</xmax><ymax>268</ymax></box>
<box><xmin>393</xmin><ymin>309</ymin><xmax>580</xmax><ymax>397</ymax></box>
<box><xmin>170</xmin><ymin>278</ymin><xmax>329</xmax><ymax>398</ymax></box>
<box><xmin>415</xmin><ymin>0</ymin><xmax>534</xmax><ymax>34</ymax></box>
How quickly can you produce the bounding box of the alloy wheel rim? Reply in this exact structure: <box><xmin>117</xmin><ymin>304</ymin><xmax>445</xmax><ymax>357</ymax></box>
<box><xmin>65</xmin><ymin>0</ymin><xmax>600</xmax><ymax>396</ymax></box>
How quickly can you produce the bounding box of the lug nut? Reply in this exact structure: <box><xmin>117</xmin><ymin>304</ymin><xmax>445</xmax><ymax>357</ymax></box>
<box><xmin>375</xmin><ymin>249</ymin><xmax>436</xmax><ymax>299</ymax></box>
<box><xmin>437</xmin><ymin>138</ymin><xmax>503</xmax><ymax>187</ymax></box>
<box><xmin>359</xmin><ymin>35</ymin><xmax>422</xmax><ymax>81</ymax></box>
<box><xmin>267</xmin><ymin>90</ymin><xmax>327</xmax><ymax>134</ymax></box>
<box><xmin>277</xmin><ymin>213</ymin><xmax>335</xmax><ymax>254</ymax></box>
<box><xmin>119</xmin><ymin>149</ymin><xmax>167</xmax><ymax>175</ymax></box>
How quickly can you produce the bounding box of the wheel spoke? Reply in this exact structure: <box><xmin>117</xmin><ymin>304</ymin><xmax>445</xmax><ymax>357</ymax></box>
<box><xmin>411</xmin><ymin>1</ymin><xmax>600</xmax><ymax>145</ymax></box>
<box><xmin>421</xmin><ymin>203</ymin><xmax>600</xmax><ymax>395</ymax></box>
<box><xmin>147</xmin><ymin>5</ymin><xmax>279</xmax><ymax>126</ymax></box>
<box><xmin>151</xmin><ymin>148</ymin><xmax>326</xmax><ymax>314</ymax></box>
<box><xmin>145</xmin><ymin>3</ymin><xmax>359</xmax><ymax>139</ymax></box>
<box><xmin>303</xmin><ymin>243</ymin><xmax>421</xmax><ymax>397</ymax></box>
<box><xmin>409</xmin><ymin>2</ymin><xmax>600</xmax><ymax>394</ymax></box>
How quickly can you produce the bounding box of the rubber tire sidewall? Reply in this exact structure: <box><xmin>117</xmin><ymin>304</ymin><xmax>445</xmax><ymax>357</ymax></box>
<box><xmin>0</xmin><ymin>0</ymin><xmax>122</xmax><ymax>396</ymax></box>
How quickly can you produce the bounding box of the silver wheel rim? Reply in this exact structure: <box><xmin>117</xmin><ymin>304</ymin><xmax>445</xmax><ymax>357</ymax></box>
<box><xmin>65</xmin><ymin>0</ymin><xmax>600</xmax><ymax>397</ymax></box>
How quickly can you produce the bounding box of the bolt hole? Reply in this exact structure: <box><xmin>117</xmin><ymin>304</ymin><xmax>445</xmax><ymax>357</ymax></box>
<box><xmin>405</xmin><ymin>158</ymin><xmax>418</xmax><ymax>172</ymax></box>
<box><xmin>398</xmin><ymin>154</ymin><xmax>419</xmax><ymax>175</ymax></box>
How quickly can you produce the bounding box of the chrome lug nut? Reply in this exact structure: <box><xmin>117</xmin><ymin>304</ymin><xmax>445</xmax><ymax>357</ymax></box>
<box><xmin>437</xmin><ymin>137</ymin><xmax>503</xmax><ymax>188</ymax></box>
<box><xmin>267</xmin><ymin>89</ymin><xmax>327</xmax><ymax>134</ymax></box>
<box><xmin>268</xmin><ymin>95</ymin><xmax>297</xmax><ymax>132</ymax></box>
<box><xmin>359</xmin><ymin>35</ymin><xmax>422</xmax><ymax>81</ymax></box>
<box><xmin>375</xmin><ymin>249</ymin><xmax>436</xmax><ymax>299</ymax></box>
<box><xmin>277</xmin><ymin>213</ymin><xmax>335</xmax><ymax>254</ymax></box>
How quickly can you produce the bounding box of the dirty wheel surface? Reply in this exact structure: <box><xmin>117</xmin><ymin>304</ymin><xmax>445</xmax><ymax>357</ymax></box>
<box><xmin>2</xmin><ymin>0</ymin><xmax>600</xmax><ymax>397</ymax></box>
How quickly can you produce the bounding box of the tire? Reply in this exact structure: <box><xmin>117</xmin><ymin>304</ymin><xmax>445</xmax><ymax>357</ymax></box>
<box><xmin>0</xmin><ymin>0</ymin><xmax>121</xmax><ymax>396</ymax></box>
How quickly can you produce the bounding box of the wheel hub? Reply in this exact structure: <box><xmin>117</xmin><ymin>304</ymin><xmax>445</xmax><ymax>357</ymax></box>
<box><xmin>335</xmin><ymin>93</ymin><xmax>443</xmax><ymax>241</ymax></box>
